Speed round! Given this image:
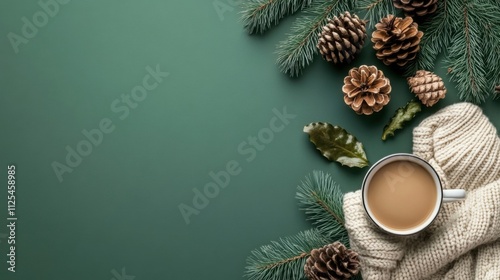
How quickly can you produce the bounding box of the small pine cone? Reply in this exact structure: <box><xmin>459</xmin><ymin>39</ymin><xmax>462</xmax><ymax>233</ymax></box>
<box><xmin>317</xmin><ymin>12</ymin><xmax>367</xmax><ymax>64</ymax></box>
<box><xmin>495</xmin><ymin>85</ymin><xmax>500</xmax><ymax>94</ymax></box>
<box><xmin>342</xmin><ymin>65</ymin><xmax>391</xmax><ymax>115</ymax></box>
<box><xmin>408</xmin><ymin>70</ymin><xmax>446</xmax><ymax>106</ymax></box>
<box><xmin>304</xmin><ymin>242</ymin><xmax>360</xmax><ymax>280</ymax></box>
<box><xmin>371</xmin><ymin>15</ymin><xmax>423</xmax><ymax>67</ymax></box>
<box><xmin>393</xmin><ymin>0</ymin><xmax>438</xmax><ymax>18</ymax></box>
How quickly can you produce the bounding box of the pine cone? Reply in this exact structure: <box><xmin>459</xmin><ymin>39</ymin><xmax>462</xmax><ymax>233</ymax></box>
<box><xmin>495</xmin><ymin>85</ymin><xmax>500</xmax><ymax>94</ymax></box>
<box><xmin>393</xmin><ymin>0</ymin><xmax>438</xmax><ymax>18</ymax></box>
<box><xmin>317</xmin><ymin>12</ymin><xmax>367</xmax><ymax>64</ymax></box>
<box><xmin>304</xmin><ymin>242</ymin><xmax>360</xmax><ymax>280</ymax></box>
<box><xmin>408</xmin><ymin>70</ymin><xmax>446</xmax><ymax>106</ymax></box>
<box><xmin>371</xmin><ymin>15</ymin><xmax>423</xmax><ymax>67</ymax></box>
<box><xmin>342</xmin><ymin>65</ymin><xmax>391</xmax><ymax>115</ymax></box>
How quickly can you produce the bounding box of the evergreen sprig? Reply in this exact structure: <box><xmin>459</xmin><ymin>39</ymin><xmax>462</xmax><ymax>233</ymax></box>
<box><xmin>245</xmin><ymin>228</ymin><xmax>332</xmax><ymax>280</ymax></box>
<box><xmin>403</xmin><ymin>0</ymin><xmax>457</xmax><ymax>76</ymax></box>
<box><xmin>242</xmin><ymin>0</ymin><xmax>500</xmax><ymax>103</ymax></box>
<box><xmin>443</xmin><ymin>0</ymin><xmax>500</xmax><ymax>103</ymax></box>
<box><xmin>245</xmin><ymin>171</ymin><xmax>350</xmax><ymax>280</ymax></box>
<box><xmin>296</xmin><ymin>171</ymin><xmax>347</xmax><ymax>241</ymax></box>
<box><xmin>242</xmin><ymin>0</ymin><xmax>314</xmax><ymax>34</ymax></box>
<box><xmin>356</xmin><ymin>0</ymin><xmax>397</xmax><ymax>28</ymax></box>
<box><xmin>484</xmin><ymin>26</ymin><xmax>500</xmax><ymax>100</ymax></box>
<box><xmin>276</xmin><ymin>0</ymin><xmax>353</xmax><ymax>77</ymax></box>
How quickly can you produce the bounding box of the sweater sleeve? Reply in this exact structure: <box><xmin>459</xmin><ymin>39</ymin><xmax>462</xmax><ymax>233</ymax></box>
<box><xmin>343</xmin><ymin>191</ymin><xmax>405</xmax><ymax>280</ymax></box>
<box><xmin>343</xmin><ymin>103</ymin><xmax>500</xmax><ymax>280</ymax></box>
<box><xmin>392</xmin><ymin>103</ymin><xmax>500</xmax><ymax>279</ymax></box>
<box><xmin>392</xmin><ymin>179</ymin><xmax>500</xmax><ymax>279</ymax></box>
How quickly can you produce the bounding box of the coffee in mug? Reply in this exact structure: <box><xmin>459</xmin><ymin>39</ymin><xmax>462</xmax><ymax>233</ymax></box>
<box><xmin>362</xmin><ymin>153</ymin><xmax>466</xmax><ymax>235</ymax></box>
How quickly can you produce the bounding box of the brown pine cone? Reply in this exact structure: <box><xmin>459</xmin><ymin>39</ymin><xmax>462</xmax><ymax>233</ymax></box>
<box><xmin>317</xmin><ymin>12</ymin><xmax>367</xmax><ymax>64</ymax></box>
<box><xmin>342</xmin><ymin>65</ymin><xmax>391</xmax><ymax>115</ymax></box>
<box><xmin>371</xmin><ymin>15</ymin><xmax>423</xmax><ymax>67</ymax></box>
<box><xmin>304</xmin><ymin>241</ymin><xmax>360</xmax><ymax>280</ymax></box>
<box><xmin>408</xmin><ymin>70</ymin><xmax>446</xmax><ymax>107</ymax></box>
<box><xmin>393</xmin><ymin>0</ymin><xmax>438</xmax><ymax>18</ymax></box>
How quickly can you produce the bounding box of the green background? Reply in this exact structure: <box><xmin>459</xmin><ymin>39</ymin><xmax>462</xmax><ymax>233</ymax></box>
<box><xmin>0</xmin><ymin>1</ymin><xmax>498</xmax><ymax>279</ymax></box>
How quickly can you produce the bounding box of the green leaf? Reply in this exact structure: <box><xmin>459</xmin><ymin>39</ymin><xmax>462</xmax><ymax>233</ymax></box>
<box><xmin>303</xmin><ymin>122</ymin><xmax>369</xmax><ymax>168</ymax></box>
<box><xmin>382</xmin><ymin>100</ymin><xmax>422</xmax><ymax>141</ymax></box>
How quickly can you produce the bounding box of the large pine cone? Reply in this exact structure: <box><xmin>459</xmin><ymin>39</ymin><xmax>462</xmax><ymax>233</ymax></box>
<box><xmin>393</xmin><ymin>0</ymin><xmax>438</xmax><ymax>18</ymax></box>
<box><xmin>371</xmin><ymin>15</ymin><xmax>423</xmax><ymax>67</ymax></box>
<box><xmin>408</xmin><ymin>70</ymin><xmax>446</xmax><ymax>107</ymax></box>
<box><xmin>342</xmin><ymin>65</ymin><xmax>391</xmax><ymax>115</ymax></box>
<box><xmin>317</xmin><ymin>12</ymin><xmax>367</xmax><ymax>64</ymax></box>
<box><xmin>304</xmin><ymin>242</ymin><xmax>360</xmax><ymax>280</ymax></box>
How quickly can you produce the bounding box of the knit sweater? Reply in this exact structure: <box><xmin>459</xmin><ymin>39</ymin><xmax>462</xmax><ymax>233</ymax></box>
<box><xmin>343</xmin><ymin>103</ymin><xmax>500</xmax><ymax>279</ymax></box>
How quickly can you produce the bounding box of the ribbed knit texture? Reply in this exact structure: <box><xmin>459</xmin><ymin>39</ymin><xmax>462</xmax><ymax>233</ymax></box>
<box><xmin>343</xmin><ymin>103</ymin><xmax>500</xmax><ymax>279</ymax></box>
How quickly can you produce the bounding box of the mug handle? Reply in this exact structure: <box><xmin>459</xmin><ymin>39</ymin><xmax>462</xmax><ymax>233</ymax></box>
<box><xmin>443</xmin><ymin>189</ymin><xmax>466</xmax><ymax>203</ymax></box>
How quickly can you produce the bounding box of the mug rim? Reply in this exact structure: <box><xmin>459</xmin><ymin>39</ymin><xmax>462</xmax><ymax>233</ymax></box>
<box><xmin>361</xmin><ymin>153</ymin><xmax>443</xmax><ymax>235</ymax></box>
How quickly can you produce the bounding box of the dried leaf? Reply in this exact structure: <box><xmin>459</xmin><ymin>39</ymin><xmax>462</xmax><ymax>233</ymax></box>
<box><xmin>382</xmin><ymin>100</ymin><xmax>422</xmax><ymax>141</ymax></box>
<box><xmin>303</xmin><ymin>122</ymin><xmax>369</xmax><ymax>168</ymax></box>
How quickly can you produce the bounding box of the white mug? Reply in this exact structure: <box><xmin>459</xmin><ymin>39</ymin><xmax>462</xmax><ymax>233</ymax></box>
<box><xmin>361</xmin><ymin>153</ymin><xmax>466</xmax><ymax>235</ymax></box>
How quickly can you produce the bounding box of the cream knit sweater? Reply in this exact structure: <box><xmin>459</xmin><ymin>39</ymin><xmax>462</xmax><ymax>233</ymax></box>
<box><xmin>343</xmin><ymin>103</ymin><xmax>500</xmax><ymax>280</ymax></box>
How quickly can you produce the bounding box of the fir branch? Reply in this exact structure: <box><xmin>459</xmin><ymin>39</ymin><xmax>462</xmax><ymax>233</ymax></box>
<box><xmin>404</xmin><ymin>0</ymin><xmax>455</xmax><ymax>76</ymax></box>
<box><xmin>356</xmin><ymin>0</ymin><xmax>397</xmax><ymax>28</ymax></box>
<box><xmin>276</xmin><ymin>0</ymin><xmax>352</xmax><ymax>77</ymax></box>
<box><xmin>481</xmin><ymin>6</ymin><xmax>500</xmax><ymax>99</ymax></box>
<box><xmin>296</xmin><ymin>171</ymin><xmax>348</xmax><ymax>241</ymax></box>
<box><xmin>444</xmin><ymin>1</ymin><xmax>497</xmax><ymax>103</ymax></box>
<box><xmin>242</xmin><ymin>0</ymin><xmax>314</xmax><ymax>34</ymax></box>
<box><xmin>485</xmin><ymin>31</ymin><xmax>500</xmax><ymax>100</ymax></box>
<box><xmin>245</xmin><ymin>228</ymin><xmax>332</xmax><ymax>280</ymax></box>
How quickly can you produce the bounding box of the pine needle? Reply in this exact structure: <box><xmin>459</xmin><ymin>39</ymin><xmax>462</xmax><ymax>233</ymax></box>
<box><xmin>481</xmin><ymin>10</ymin><xmax>500</xmax><ymax>100</ymax></box>
<box><xmin>444</xmin><ymin>1</ymin><xmax>499</xmax><ymax>103</ymax></box>
<box><xmin>403</xmin><ymin>0</ymin><xmax>456</xmax><ymax>76</ymax></box>
<box><xmin>241</xmin><ymin>0</ymin><xmax>314</xmax><ymax>34</ymax></box>
<box><xmin>296</xmin><ymin>171</ymin><xmax>348</xmax><ymax>242</ymax></box>
<box><xmin>276</xmin><ymin>0</ymin><xmax>352</xmax><ymax>77</ymax></box>
<box><xmin>245</xmin><ymin>228</ymin><xmax>334</xmax><ymax>280</ymax></box>
<box><xmin>356</xmin><ymin>0</ymin><xmax>397</xmax><ymax>29</ymax></box>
